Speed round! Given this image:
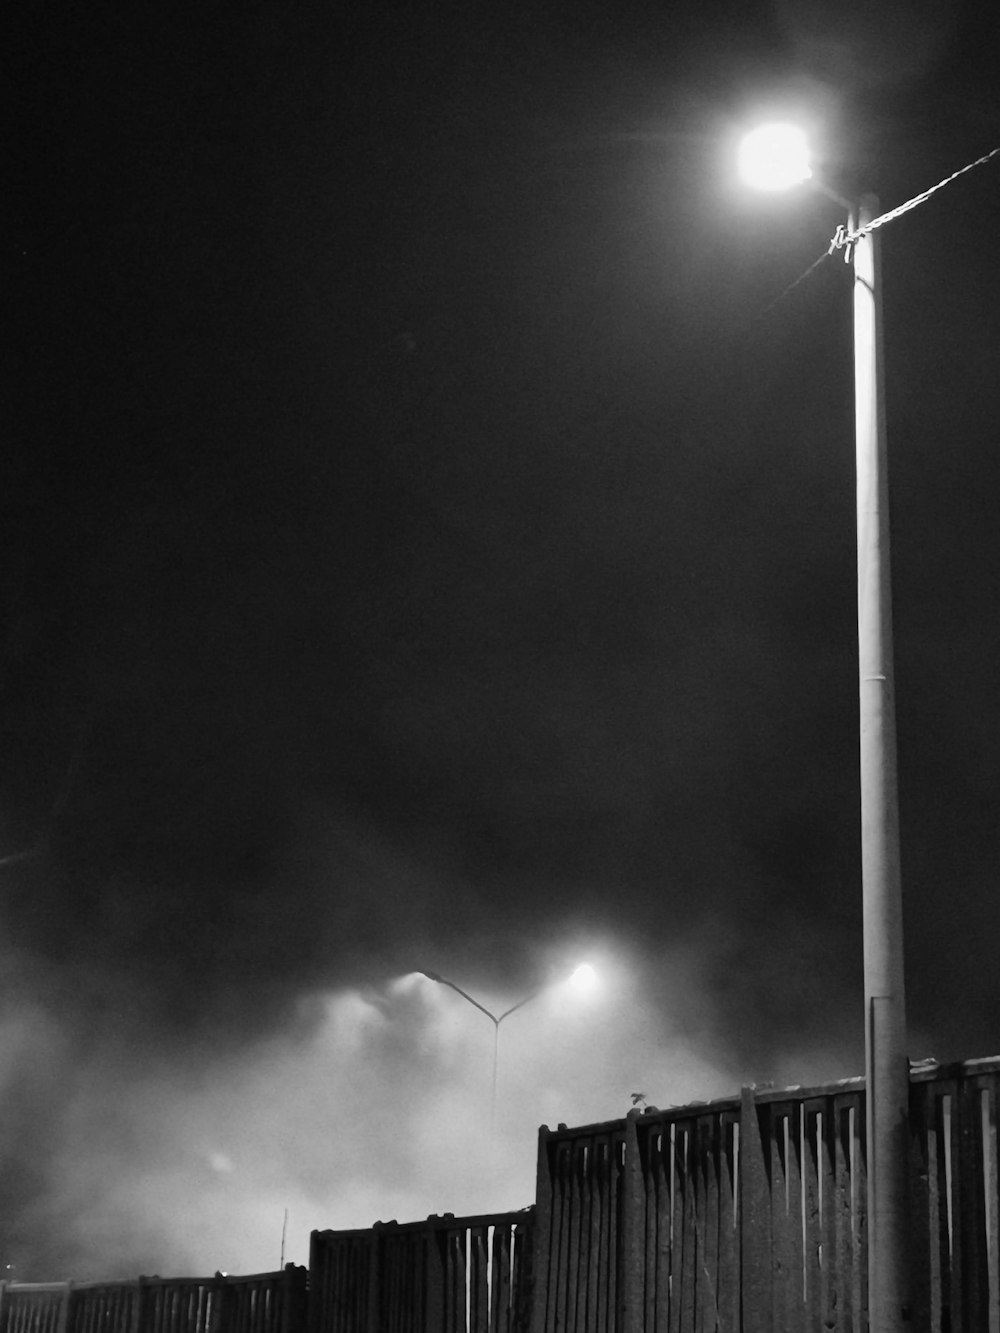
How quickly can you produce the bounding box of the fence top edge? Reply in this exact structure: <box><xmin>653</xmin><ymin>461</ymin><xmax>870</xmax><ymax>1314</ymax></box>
<box><xmin>4</xmin><ymin>1269</ymin><xmax>305</xmax><ymax>1295</ymax></box>
<box><xmin>136</xmin><ymin>1271</ymin><xmax>298</xmax><ymax>1287</ymax></box>
<box><xmin>753</xmin><ymin>1077</ymin><xmax>865</xmax><ymax>1105</ymax></box>
<box><xmin>908</xmin><ymin>1054</ymin><xmax>1000</xmax><ymax>1083</ymax></box>
<box><xmin>537</xmin><ymin>1053</ymin><xmax>1000</xmax><ymax>1142</ymax></box>
<box><xmin>2</xmin><ymin>1283</ymin><xmax>75</xmax><ymax>1294</ymax></box>
<box><xmin>312</xmin><ymin>1208</ymin><xmax>533</xmax><ymax>1241</ymax></box>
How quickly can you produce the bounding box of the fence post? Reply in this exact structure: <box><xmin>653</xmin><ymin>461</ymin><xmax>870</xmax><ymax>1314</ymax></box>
<box><xmin>740</xmin><ymin>1086</ymin><xmax>772</xmax><ymax>1333</ymax></box>
<box><xmin>619</xmin><ymin>1114</ymin><xmax>644</xmax><ymax>1333</ymax></box>
<box><xmin>957</xmin><ymin>1077</ymin><xmax>990</xmax><ymax>1328</ymax></box>
<box><xmin>367</xmin><ymin>1225</ymin><xmax>381</xmax><ymax>1333</ymax></box>
<box><xmin>209</xmin><ymin>1273</ymin><xmax>226</xmax><ymax>1333</ymax></box>
<box><xmin>280</xmin><ymin>1265</ymin><xmax>308</xmax><ymax>1333</ymax></box>
<box><xmin>529</xmin><ymin>1128</ymin><xmax>553</xmax><ymax>1333</ymax></box>
<box><xmin>306</xmin><ymin>1236</ymin><xmax>321</xmax><ymax>1333</ymax></box>
<box><xmin>512</xmin><ymin>1219</ymin><xmax>534</xmax><ymax>1333</ymax></box>
<box><xmin>906</xmin><ymin>1078</ymin><xmax>932</xmax><ymax>1332</ymax></box>
<box><xmin>57</xmin><ymin>1282</ymin><xmax>75</xmax><ymax>1333</ymax></box>
<box><xmin>424</xmin><ymin>1219</ymin><xmax>445</xmax><ymax>1333</ymax></box>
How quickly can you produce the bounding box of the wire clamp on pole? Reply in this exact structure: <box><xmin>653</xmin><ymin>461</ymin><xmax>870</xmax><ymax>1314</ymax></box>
<box><xmin>829</xmin><ymin>223</ymin><xmax>855</xmax><ymax>264</ymax></box>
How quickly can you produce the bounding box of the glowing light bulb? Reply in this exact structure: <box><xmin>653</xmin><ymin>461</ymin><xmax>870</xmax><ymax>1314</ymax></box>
<box><xmin>568</xmin><ymin>963</ymin><xmax>597</xmax><ymax>994</ymax></box>
<box><xmin>738</xmin><ymin>123</ymin><xmax>812</xmax><ymax>192</ymax></box>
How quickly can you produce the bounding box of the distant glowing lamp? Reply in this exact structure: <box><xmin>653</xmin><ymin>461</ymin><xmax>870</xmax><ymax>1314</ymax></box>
<box><xmin>737</xmin><ymin>123</ymin><xmax>812</xmax><ymax>192</ymax></box>
<box><xmin>568</xmin><ymin>963</ymin><xmax>597</xmax><ymax>994</ymax></box>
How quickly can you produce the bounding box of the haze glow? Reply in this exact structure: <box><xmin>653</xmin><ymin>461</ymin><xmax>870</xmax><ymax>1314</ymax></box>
<box><xmin>738</xmin><ymin>123</ymin><xmax>812</xmax><ymax>191</ymax></box>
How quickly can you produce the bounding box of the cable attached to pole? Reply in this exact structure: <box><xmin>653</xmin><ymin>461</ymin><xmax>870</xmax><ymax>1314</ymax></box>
<box><xmin>829</xmin><ymin>144</ymin><xmax>1000</xmax><ymax>254</ymax></box>
<box><xmin>758</xmin><ymin>144</ymin><xmax>999</xmax><ymax>316</ymax></box>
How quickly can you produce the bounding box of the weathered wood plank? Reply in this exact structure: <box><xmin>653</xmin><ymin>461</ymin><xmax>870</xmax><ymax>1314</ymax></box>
<box><xmin>694</xmin><ymin>1114</ymin><xmax>720</xmax><ymax>1333</ymax></box>
<box><xmin>469</xmin><ymin>1227</ymin><xmax>489</xmax><ymax>1333</ymax></box>
<box><xmin>983</xmin><ymin>1077</ymin><xmax>1000</xmax><ymax>1333</ymax></box>
<box><xmin>677</xmin><ymin>1122</ymin><xmax>697</xmax><ymax>1333</ymax></box>
<box><xmin>958</xmin><ymin>1079</ymin><xmax>989</xmax><ymax>1331</ymax></box>
<box><xmin>620</xmin><ymin>1116</ymin><xmax>644</xmax><ymax>1333</ymax></box>
<box><xmin>739</xmin><ymin>1088</ymin><xmax>772</xmax><ymax>1333</ymax></box>
<box><xmin>566</xmin><ymin>1141</ymin><xmax>584</xmax><ymax>1333</ymax></box>
<box><xmin>714</xmin><ymin>1113</ymin><xmax>740</xmax><ymax>1333</ymax></box>
<box><xmin>801</xmin><ymin>1100</ymin><xmax>825</xmax><ymax>1332</ymax></box>
<box><xmin>666</xmin><ymin>1125</ymin><xmax>684</xmax><ymax>1333</ymax></box>
<box><xmin>530</xmin><ymin>1133</ymin><xmax>555</xmax><ymax>1333</ymax></box>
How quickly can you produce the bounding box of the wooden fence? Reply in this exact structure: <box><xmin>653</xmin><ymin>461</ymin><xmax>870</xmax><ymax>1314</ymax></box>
<box><xmin>530</xmin><ymin>1055</ymin><xmax>1000</xmax><ymax>1333</ymax></box>
<box><xmin>9</xmin><ymin>1056</ymin><xmax>1000</xmax><ymax>1333</ymax></box>
<box><xmin>0</xmin><ymin>1269</ymin><xmax>307</xmax><ymax>1333</ymax></box>
<box><xmin>308</xmin><ymin>1212</ymin><xmax>533</xmax><ymax>1333</ymax></box>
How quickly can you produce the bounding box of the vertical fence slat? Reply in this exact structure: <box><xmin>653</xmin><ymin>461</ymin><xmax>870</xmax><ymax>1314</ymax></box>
<box><xmin>715</xmin><ymin>1113</ymin><xmax>740</xmax><ymax>1332</ymax></box>
<box><xmin>958</xmin><ymin>1079</ymin><xmax>990</xmax><ymax>1330</ymax></box>
<box><xmin>854</xmin><ymin>1092</ymin><xmax>869</xmax><ymax>1333</ymax></box>
<box><xmin>553</xmin><ymin>1141</ymin><xmax>572</xmax><ymax>1333</ymax></box>
<box><xmin>785</xmin><ymin>1104</ymin><xmax>804</xmax><ymax>1333</ymax></box>
<box><xmin>651</xmin><ymin>1126</ymin><xmax>672</xmax><ymax>1333</ymax></box>
<box><xmin>620</xmin><ymin>1116</ymin><xmax>643</xmax><ymax>1333</ymax></box>
<box><xmin>638</xmin><ymin>1124</ymin><xmax>657</xmax><ymax>1333</ymax></box>
<box><xmin>607</xmin><ymin>1132</ymin><xmax>624</xmax><ymax>1333</ymax></box>
<box><xmin>675</xmin><ymin>1123</ymin><xmax>696</xmax><ymax>1333</ymax></box>
<box><xmin>567</xmin><ymin>1145</ymin><xmax>584</xmax><ymax>1333</ymax></box>
<box><xmin>908</xmin><ymin>1080</ymin><xmax>934</xmax><ymax>1331</ymax></box>
<box><xmin>531</xmin><ymin>1132</ymin><xmax>554</xmax><ymax>1333</ymax></box>
<box><xmin>984</xmin><ymin>1077</ymin><xmax>1000</xmax><ymax>1333</ymax></box>
<box><xmin>695</xmin><ymin>1113</ymin><xmax>720</xmax><ymax>1333</ymax></box>
<box><xmin>514</xmin><ymin>1222</ymin><xmax>533</xmax><ymax>1333</ymax></box>
<box><xmin>594</xmin><ymin>1140</ymin><xmax>610</xmax><ymax>1333</ymax></box>
<box><xmin>802</xmin><ymin>1101</ymin><xmax>824</xmax><ymax>1331</ymax></box>
<box><xmin>940</xmin><ymin>1080</ymin><xmax>963</xmax><ymax>1333</ymax></box>
<box><xmin>581</xmin><ymin>1139</ymin><xmax>599</xmax><ymax>1333</ymax></box>
<box><xmin>740</xmin><ymin>1087</ymin><xmax>773</xmax><ymax>1333</ymax></box>
<box><xmin>769</xmin><ymin>1107</ymin><xmax>792</xmax><ymax>1333</ymax></box>
<box><xmin>469</xmin><ymin>1227</ymin><xmax>488</xmax><ymax>1333</ymax></box>
<box><xmin>490</xmin><ymin>1225</ymin><xmax>510</xmax><ymax>1333</ymax></box>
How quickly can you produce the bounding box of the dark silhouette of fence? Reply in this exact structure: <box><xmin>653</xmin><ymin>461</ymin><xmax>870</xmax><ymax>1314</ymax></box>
<box><xmin>530</xmin><ymin>1056</ymin><xmax>1000</xmax><ymax>1332</ymax></box>
<box><xmin>0</xmin><ymin>1269</ymin><xmax>307</xmax><ymax>1333</ymax></box>
<box><xmin>308</xmin><ymin>1211</ymin><xmax>533</xmax><ymax>1333</ymax></box>
<box><xmin>8</xmin><ymin>1057</ymin><xmax>1000</xmax><ymax>1333</ymax></box>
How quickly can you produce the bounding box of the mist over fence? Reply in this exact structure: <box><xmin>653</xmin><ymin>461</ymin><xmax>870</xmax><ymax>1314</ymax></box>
<box><xmin>6</xmin><ymin>1057</ymin><xmax>1000</xmax><ymax>1332</ymax></box>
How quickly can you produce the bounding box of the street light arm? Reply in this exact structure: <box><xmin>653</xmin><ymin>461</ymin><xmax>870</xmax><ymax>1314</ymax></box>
<box><xmin>419</xmin><ymin>972</ymin><xmax>499</xmax><ymax>1026</ymax></box>
<box><xmin>496</xmin><ymin>989</ymin><xmax>544</xmax><ymax>1025</ymax></box>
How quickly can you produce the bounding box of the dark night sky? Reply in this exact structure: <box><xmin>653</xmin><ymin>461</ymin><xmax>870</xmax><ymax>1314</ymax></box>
<box><xmin>5</xmin><ymin>0</ymin><xmax>1000</xmax><ymax>1278</ymax></box>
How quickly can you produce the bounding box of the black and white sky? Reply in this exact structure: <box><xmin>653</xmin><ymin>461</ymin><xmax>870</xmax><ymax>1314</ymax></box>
<box><xmin>6</xmin><ymin>0</ymin><xmax>1000</xmax><ymax>1281</ymax></box>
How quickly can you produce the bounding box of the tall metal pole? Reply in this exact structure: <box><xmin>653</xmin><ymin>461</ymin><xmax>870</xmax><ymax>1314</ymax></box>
<box><xmin>853</xmin><ymin>193</ymin><xmax>911</xmax><ymax>1330</ymax></box>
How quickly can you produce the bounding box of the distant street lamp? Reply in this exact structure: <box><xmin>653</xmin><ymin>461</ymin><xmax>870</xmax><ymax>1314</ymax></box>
<box><xmin>419</xmin><ymin>965</ymin><xmax>596</xmax><ymax>1137</ymax></box>
<box><xmin>740</xmin><ymin>124</ymin><xmax>909</xmax><ymax>1332</ymax></box>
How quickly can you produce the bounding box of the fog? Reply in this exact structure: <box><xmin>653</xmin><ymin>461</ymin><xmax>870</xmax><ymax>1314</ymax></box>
<box><xmin>2</xmin><ymin>931</ymin><xmax>863</xmax><ymax>1280</ymax></box>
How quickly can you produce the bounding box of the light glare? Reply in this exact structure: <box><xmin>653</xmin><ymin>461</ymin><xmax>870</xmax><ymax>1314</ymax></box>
<box><xmin>738</xmin><ymin>123</ymin><xmax>812</xmax><ymax>192</ymax></box>
<box><xmin>568</xmin><ymin>963</ymin><xmax>597</xmax><ymax>994</ymax></box>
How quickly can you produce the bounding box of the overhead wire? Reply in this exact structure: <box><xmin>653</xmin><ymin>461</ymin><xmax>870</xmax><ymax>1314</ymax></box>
<box><xmin>830</xmin><ymin>144</ymin><xmax>1000</xmax><ymax>254</ymax></box>
<box><xmin>759</xmin><ymin>144</ymin><xmax>1000</xmax><ymax>314</ymax></box>
<box><xmin>758</xmin><ymin>246</ymin><xmax>834</xmax><ymax>315</ymax></box>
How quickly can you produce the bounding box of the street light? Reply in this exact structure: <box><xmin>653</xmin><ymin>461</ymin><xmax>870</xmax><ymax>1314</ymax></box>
<box><xmin>740</xmin><ymin>125</ymin><xmax>909</xmax><ymax>1332</ymax></box>
<box><xmin>419</xmin><ymin>965</ymin><xmax>596</xmax><ymax>1137</ymax></box>
<box><xmin>737</xmin><ymin>122</ymin><xmax>812</xmax><ymax>191</ymax></box>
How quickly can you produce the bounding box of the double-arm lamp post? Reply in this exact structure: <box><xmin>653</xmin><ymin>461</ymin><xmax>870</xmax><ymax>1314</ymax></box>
<box><xmin>739</xmin><ymin>125</ymin><xmax>909</xmax><ymax>1331</ymax></box>
<box><xmin>419</xmin><ymin>964</ymin><xmax>596</xmax><ymax>1139</ymax></box>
